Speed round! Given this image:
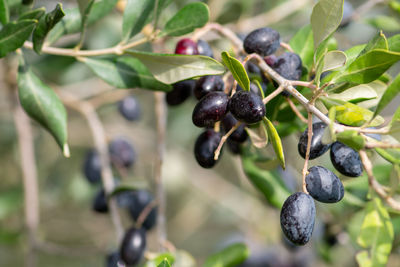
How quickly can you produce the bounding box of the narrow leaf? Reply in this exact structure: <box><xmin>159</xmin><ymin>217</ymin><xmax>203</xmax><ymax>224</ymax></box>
<box><xmin>203</xmin><ymin>243</ymin><xmax>249</xmax><ymax>267</ymax></box>
<box><xmin>0</xmin><ymin>0</ymin><xmax>10</xmax><ymax>25</ymax></box>
<box><xmin>375</xmin><ymin>148</ymin><xmax>400</xmax><ymax>165</ymax></box>
<box><xmin>46</xmin><ymin>0</ymin><xmax>118</xmax><ymax>44</ymax></box>
<box><xmin>356</xmin><ymin>198</ymin><xmax>394</xmax><ymax>267</ymax></box>
<box><xmin>19</xmin><ymin>8</ymin><xmax>46</xmax><ymax>21</ymax></box>
<box><xmin>82</xmin><ymin>56</ymin><xmax>172</xmax><ymax>91</ymax></box>
<box><xmin>245</xmin><ymin>123</ymin><xmax>268</xmax><ymax>148</ymax></box>
<box><xmin>221</xmin><ymin>51</ymin><xmax>250</xmax><ymax>91</ymax></box>
<box><xmin>329</xmin><ymin>84</ymin><xmax>378</xmax><ymax>103</ymax></box>
<box><xmin>125</xmin><ymin>50</ymin><xmax>225</xmax><ymax>84</ymax></box>
<box><xmin>263</xmin><ymin>117</ymin><xmax>285</xmax><ymax>169</ymax></box>
<box><xmin>311</xmin><ymin>0</ymin><xmax>344</xmax><ymax>50</ymax></box>
<box><xmin>0</xmin><ymin>19</ymin><xmax>37</xmax><ymax>58</ymax></box>
<box><xmin>336</xmin><ymin>130</ymin><xmax>365</xmax><ymax>150</ymax></box>
<box><xmin>17</xmin><ymin>60</ymin><xmax>69</xmax><ymax>157</ymax></box>
<box><xmin>122</xmin><ymin>0</ymin><xmax>155</xmax><ymax>41</ymax></box>
<box><xmin>360</xmin><ymin>31</ymin><xmax>388</xmax><ymax>57</ymax></box>
<box><xmin>79</xmin><ymin>0</ymin><xmax>95</xmax><ymax>33</ymax></box>
<box><xmin>33</xmin><ymin>3</ymin><xmax>65</xmax><ymax>54</ymax></box>
<box><xmin>162</xmin><ymin>2</ymin><xmax>209</xmax><ymax>36</ymax></box>
<box><xmin>373</xmin><ymin>74</ymin><xmax>400</xmax><ymax>118</ymax></box>
<box><xmin>332</xmin><ymin>49</ymin><xmax>400</xmax><ymax>84</ymax></box>
<box><xmin>289</xmin><ymin>25</ymin><xmax>314</xmax><ymax>70</ymax></box>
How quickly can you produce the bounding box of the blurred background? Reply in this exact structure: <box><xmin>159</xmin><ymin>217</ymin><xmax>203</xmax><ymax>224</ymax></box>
<box><xmin>1</xmin><ymin>0</ymin><xmax>400</xmax><ymax>266</ymax></box>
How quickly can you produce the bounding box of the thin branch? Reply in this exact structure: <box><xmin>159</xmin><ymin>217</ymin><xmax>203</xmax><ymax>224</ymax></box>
<box><xmin>263</xmin><ymin>85</ymin><xmax>284</xmax><ymax>104</ymax></box>
<box><xmin>359</xmin><ymin>150</ymin><xmax>400</xmax><ymax>212</ymax></box>
<box><xmin>135</xmin><ymin>200</ymin><xmax>158</xmax><ymax>229</ymax></box>
<box><xmin>214</xmin><ymin>122</ymin><xmax>241</xmax><ymax>160</ymax></box>
<box><xmin>154</xmin><ymin>92</ymin><xmax>167</xmax><ymax>251</ymax></box>
<box><xmin>286</xmin><ymin>97</ymin><xmax>308</xmax><ymax>123</ymax></box>
<box><xmin>280</xmin><ymin>42</ymin><xmax>294</xmax><ymax>52</ymax></box>
<box><xmin>302</xmin><ymin>113</ymin><xmax>313</xmax><ymax>193</ymax></box>
<box><xmin>59</xmin><ymin>91</ymin><xmax>124</xmax><ymax>242</ymax></box>
<box><xmin>365</xmin><ymin>142</ymin><xmax>400</xmax><ymax>149</ymax></box>
<box><xmin>290</xmin><ymin>80</ymin><xmax>317</xmax><ymax>90</ymax></box>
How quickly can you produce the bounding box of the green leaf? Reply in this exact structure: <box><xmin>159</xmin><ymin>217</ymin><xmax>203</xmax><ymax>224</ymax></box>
<box><xmin>320</xmin><ymin>97</ymin><xmax>385</xmax><ymax>127</ymax></box>
<box><xmin>221</xmin><ymin>51</ymin><xmax>250</xmax><ymax>91</ymax></box>
<box><xmin>375</xmin><ymin>148</ymin><xmax>400</xmax><ymax>165</ymax></box>
<box><xmin>388</xmin><ymin>34</ymin><xmax>400</xmax><ymax>52</ymax></box>
<box><xmin>315</xmin><ymin>50</ymin><xmax>346</xmax><ymax>85</ymax></box>
<box><xmin>332</xmin><ymin>49</ymin><xmax>400</xmax><ymax>84</ymax></box>
<box><xmin>77</xmin><ymin>0</ymin><xmax>92</xmax><ymax>17</ymax></box>
<box><xmin>361</xmin><ymin>31</ymin><xmax>388</xmax><ymax>57</ymax></box>
<box><xmin>32</xmin><ymin>3</ymin><xmax>65</xmax><ymax>54</ymax></box>
<box><xmin>245</xmin><ymin>123</ymin><xmax>268</xmax><ymax>148</ymax></box>
<box><xmin>46</xmin><ymin>0</ymin><xmax>118</xmax><ymax>44</ymax></box>
<box><xmin>390</xmin><ymin>0</ymin><xmax>400</xmax><ymax>14</ymax></box>
<box><xmin>79</xmin><ymin>0</ymin><xmax>95</xmax><ymax>34</ymax></box>
<box><xmin>122</xmin><ymin>0</ymin><xmax>155</xmax><ymax>41</ymax></box>
<box><xmin>241</xmin><ymin>155</ymin><xmax>291</xmax><ymax>208</ymax></box>
<box><xmin>162</xmin><ymin>2</ymin><xmax>209</xmax><ymax>36</ymax></box>
<box><xmin>125</xmin><ymin>50</ymin><xmax>225</xmax><ymax>84</ymax></box>
<box><xmin>289</xmin><ymin>25</ymin><xmax>314</xmax><ymax>70</ymax></box>
<box><xmin>83</xmin><ymin>56</ymin><xmax>172</xmax><ymax>91</ymax></box>
<box><xmin>0</xmin><ymin>20</ymin><xmax>37</xmax><ymax>58</ymax></box>
<box><xmin>17</xmin><ymin>60</ymin><xmax>69</xmax><ymax>157</ymax></box>
<box><xmin>356</xmin><ymin>197</ymin><xmax>394</xmax><ymax>267</ymax></box>
<box><xmin>366</xmin><ymin>16</ymin><xmax>400</xmax><ymax>32</ymax></box>
<box><xmin>329</xmin><ymin>84</ymin><xmax>378</xmax><ymax>103</ymax></box>
<box><xmin>311</xmin><ymin>0</ymin><xmax>344</xmax><ymax>50</ymax></box>
<box><xmin>373</xmin><ymin>74</ymin><xmax>400</xmax><ymax>118</ymax></box>
<box><xmin>0</xmin><ymin>0</ymin><xmax>10</xmax><ymax>25</ymax></box>
<box><xmin>144</xmin><ymin>253</ymin><xmax>175</xmax><ymax>267</ymax></box>
<box><xmin>157</xmin><ymin>259</ymin><xmax>171</xmax><ymax>267</ymax></box>
<box><xmin>263</xmin><ymin>117</ymin><xmax>285</xmax><ymax>169</ymax></box>
<box><xmin>336</xmin><ymin>130</ymin><xmax>365</xmax><ymax>150</ymax></box>
<box><xmin>203</xmin><ymin>243</ymin><xmax>249</xmax><ymax>267</ymax></box>
<box><xmin>19</xmin><ymin>7</ymin><xmax>46</xmax><ymax>21</ymax></box>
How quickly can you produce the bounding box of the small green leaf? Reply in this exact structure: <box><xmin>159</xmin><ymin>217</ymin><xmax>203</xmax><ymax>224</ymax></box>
<box><xmin>144</xmin><ymin>253</ymin><xmax>175</xmax><ymax>267</ymax></box>
<box><xmin>0</xmin><ymin>0</ymin><xmax>10</xmax><ymax>25</ymax></box>
<box><xmin>33</xmin><ymin>4</ymin><xmax>65</xmax><ymax>54</ymax></box>
<box><xmin>83</xmin><ymin>56</ymin><xmax>172</xmax><ymax>91</ymax></box>
<box><xmin>311</xmin><ymin>0</ymin><xmax>344</xmax><ymax>50</ymax></box>
<box><xmin>356</xmin><ymin>197</ymin><xmax>394</xmax><ymax>267</ymax></box>
<box><xmin>162</xmin><ymin>2</ymin><xmax>209</xmax><ymax>36</ymax></box>
<box><xmin>388</xmin><ymin>34</ymin><xmax>400</xmax><ymax>52</ymax></box>
<box><xmin>125</xmin><ymin>50</ymin><xmax>225</xmax><ymax>84</ymax></box>
<box><xmin>18</xmin><ymin>60</ymin><xmax>69</xmax><ymax>157</ymax></box>
<box><xmin>245</xmin><ymin>123</ymin><xmax>268</xmax><ymax>148</ymax></box>
<box><xmin>336</xmin><ymin>130</ymin><xmax>365</xmax><ymax>150</ymax></box>
<box><xmin>263</xmin><ymin>117</ymin><xmax>285</xmax><ymax>169</ymax></box>
<box><xmin>332</xmin><ymin>49</ymin><xmax>400</xmax><ymax>84</ymax></box>
<box><xmin>366</xmin><ymin>16</ymin><xmax>400</xmax><ymax>32</ymax></box>
<box><xmin>360</xmin><ymin>31</ymin><xmax>388</xmax><ymax>56</ymax></box>
<box><xmin>0</xmin><ymin>20</ymin><xmax>37</xmax><ymax>58</ymax></box>
<box><xmin>322</xmin><ymin>50</ymin><xmax>347</xmax><ymax>72</ymax></box>
<box><xmin>373</xmin><ymin>74</ymin><xmax>400</xmax><ymax>119</ymax></box>
<box><xmin>241</xmin><ymin>155</ymin><xmax>291</xmax><ymax>208</ymax></box>
<box><xmin>157</xmin><ymin>259</ymin><xmax>171</xmax><ymax>267</ymax></box>
<box><xmin>19</xmin><ymin>7</ymin><xmax>46</xmax><ymax>21</ymax></box>
<box><xmin>46</xmin><ymin>0</ymin><xmax>118</xmax><ymax>44</ymax></box>
<box><xmin>320</xmin><ymin>97</ymin><xmax>385</xmax><ymax>127</ymax></box>
<box><xmin>203</xmin><ymin>243</ymin><xmax>249</xmax><ymax>267</ymax></box>
<box><xmin>122</xmin><ymin>0</ymin><xmax>155</xmax><ymax>41</ymax></box>
<box><xmin>375</xmin><ymin>148</ymin><xmax>400</xmax><ymax>165</ymax></box>
<box><xmin>289</xmin><ymin>25</ymin><xmax>314</xmax><ymax>70</ymax></box>
<box><xmin>221</xmin><ymin>51</ymin><xmax>249</xmax><ymax>91</ymax></box>
<box><xmin>329</xmin><ymin>84</ymin><xmax>378</xmax><ymax>103</ymax></box>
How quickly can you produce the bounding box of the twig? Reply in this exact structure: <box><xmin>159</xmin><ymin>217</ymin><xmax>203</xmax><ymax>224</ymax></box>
<box><xmin>135</xmin><ymin>200</ymin><xmax>158</xmax><ymax>229</ymax></box>
<box><xmin>365</xmin><ymin>142</ymin><xmax>400</xmax><ymax>149</ymax></box>
<box><xmin>286</xmin><ymin>97</ymin><xmax>308</xmax><ymax>123</ymax></box>
<box><xmin>291</xmin><ymin>80</ymin><xmax>317</xmax><ymax>90</ymax></box>
<box><xmin>214</xmin><ymin>122</ymin><xmax>241</xmax><ymax>160</ymax></box>
<box><xmin>154</xmin><ymin>92</ymin><xmax>167</xmax><ymax>251</ymax></box>
<box><xmin>359</xmin><ymin>150</ymin><xmax>400</xmax><ymax>211</ymax></box>
<box><xmin>263</xmin><ymin>85</ymin><xmax>284</xmax><ymax>104</ymax></box>
<box><xmin>302</xmin><ymin>112</ymin><xmax>313</xmax><ymax>193</ymax></box>
<box><xmin>14</xmin><ymin>102</ymin><xmax>39</xmax><ymax>267</ymax></box>
<box><xmin>89</xmin><ymin>89</ymin><xmax>131</xmax><ymax>109</ymax></box>
<box><xmin>59</xmin><ymin>91</ymin><xmax>124</xmax><ymax>243</ymax></box>
<box><xmin>280</xmin><ymin>42</ymin><xmax>294</xmax><ymax>52</ymax></box>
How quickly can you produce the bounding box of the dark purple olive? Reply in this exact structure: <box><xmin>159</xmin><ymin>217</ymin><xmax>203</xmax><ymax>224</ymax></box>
<box><xmin>118</xmin><ymin>96</ymin><xmax>141</xmax><ymax>121</ymax></box>
<box><xmin>194</xmin><ymin>129</ymin><xmax>221</xmax><ymax>168</ymax></box>
<box><xmin>192</xmin><ymin>91</ymin><xmax>229</xmax><ymax>128</ymax></box>
<box><xmin>228</xmin><ymin>91</ymin><xmax>266</xmax><ymax>124</ymax></box>
<box><xmin>92</xmin><ymin>189</ymin><xmax>108</xmax><ymax>213</ymax></box>
<box><xmin>197</xmin><ymin>39</ymin><xmax>214</xmax><ymax>58</ymax></box>
<box><xmin>120</xmin><ymin>228</ymin><xmax>146</xmax><ymax>265</ymax></box>
<box><xmin>166</xmin><ymin>79</ymin><xmax>195</xmax><ymax>106</ymax></box>
<box><xmin>273</xmin><ymin>52</ymin><xmax>303</xmax><ymax>81</ymax></box>
<box><xmin>330</xmin><ymin>142</ymin><xmax>363</xmax><ymax>177</ymax></box>
<box><xmin>109</xmin><ymin>137</ymin><xmax>136</xmax><ymax>169</ymax></box>
<box><xmin>194</xmin><ymin>75</ymin><xmax>224</xmax><ymax>100</ymax></box>
<box><xmin>83</xmin><ymin>149</ymin><xmax>102</xmax><ymax>184</ymax></box>
<box><xmin>243</xmin><ymin>27</ymin><xmax>281</xmax><ymax>56</ymax></box>
<box><xmin>298</xmin><ymin>122</ymin><xmax>331</xmax><ymax>160</ymax></box>
<box><xmin>306</xmin><ymin>166</ymin><xmax>344</xmax><ymax>203</ymax></box>
<box><xmin>221</xmin><ymin>113</ymin><xmax>247</xmax><ymax>143</ymax></box>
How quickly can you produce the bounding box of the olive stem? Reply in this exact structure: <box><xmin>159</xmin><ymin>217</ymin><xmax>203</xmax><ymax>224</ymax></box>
<box><xmin>365</xmin><ymin>142</ymin><xmax>400</xmax><ymax>149</ymax></box>
<box><xmin>58</xmin><ymin>91</ymin><xmax>124</xmax><ymax>243</ymax></box>
<box><xmin>359</xmin><ymin>150</ymin><xmax>400</xmax><ymax>211</ymax></box>
<box><xmin>280</xmin><ymin>42</ymin><xmax>294</xmax><ymax>52</ymax></box>
<box><xmin>291</xmin><ymin>80</ymin><xmax>317</xmax><ymax>90</ymax></box>
<box><xmin>286</xmin><ymin>97</ymin><xmax>308</xmax><ymax>123</ymax></box>
<box><xmin>135</xmin><ymin>200</ymin><xmax>158</xmax><ymax>229</ymax></box>
<box><xmin>263</xmin><ymin>85</ymin><xmax>284</xmax><ymax>104</ymax></box>
<box><xmin>214</xmin><ymin>122</ymin><xmax>241</xmax><ymax>160</ymax></box>
<box><xmin>302</xmin><ymin>112</ymin><xmax>313</xmax><ymax>194</ymax></box>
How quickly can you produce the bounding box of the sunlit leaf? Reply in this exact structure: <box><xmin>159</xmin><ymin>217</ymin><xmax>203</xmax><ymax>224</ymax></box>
<box><xmin>263</xmin><ymin>117</ymin><xmax>285</xmax><ymax>169</ymax></box>
<box><xmin>373</xmin><ymin>74</ymin><xmax>400</xmax><ymax>119</ymax></box>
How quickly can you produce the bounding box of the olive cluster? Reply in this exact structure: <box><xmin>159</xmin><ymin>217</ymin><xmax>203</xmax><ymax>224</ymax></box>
<box><xmin>280</xmin><ymin>122</ymin><xmax>364</xmax><ymax>246</ymax></box>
